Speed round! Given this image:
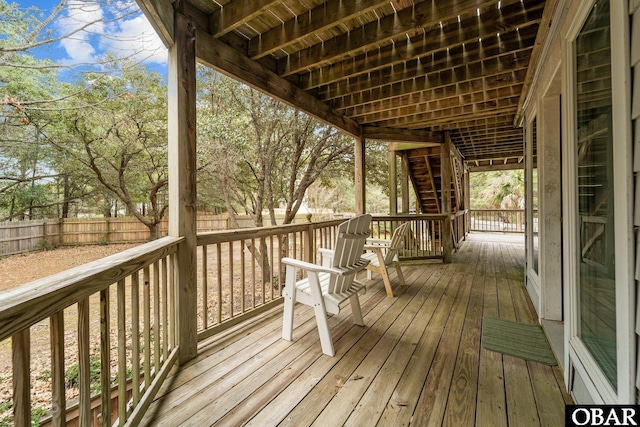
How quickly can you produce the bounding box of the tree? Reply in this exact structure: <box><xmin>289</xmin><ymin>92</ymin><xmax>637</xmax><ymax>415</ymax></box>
<box><xmin>197</xmin><ymin>69</ymin><xmax>354</xmax><ymax>227</ymax></box>
<box><xmin>50</xmin><ymin>58</ymin><xmax>169</xmax><ymax>238</ymax></box>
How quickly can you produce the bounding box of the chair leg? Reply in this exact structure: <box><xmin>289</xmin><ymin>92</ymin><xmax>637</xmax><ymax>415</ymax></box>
<box><xmin>380</xmin><ymin>265</ymin><xmax>394</xmax><ymax>297</ymax></box>
<box><xmin>394</xmin><ymin>261</ymin><xmax>405</xmax><ymax>286</ymax></box>
<box><xmin>282</xmin><ymin>284</ymin><xmax>296</xmax><ymax>341</ymax></box>
<box><xmin>349</xmin><ymin>293</ymin><xmax>364</xmax><ymax>326</ymax></box>
<box><xmin>313</xmin><ymin>303</ymin><xmax>335</xmax><ymax>356</ymax></box>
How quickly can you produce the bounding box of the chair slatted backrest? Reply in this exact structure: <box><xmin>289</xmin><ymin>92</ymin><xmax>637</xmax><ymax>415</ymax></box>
<box><xmin>328</xmin><ymin>214</ymin><xmax>372</xmax><ymax>294</ymax></box>
<box><xmin>383</xmin><ymin>222</ymin><xmax>411</xmax><ymax>265</ymax></box>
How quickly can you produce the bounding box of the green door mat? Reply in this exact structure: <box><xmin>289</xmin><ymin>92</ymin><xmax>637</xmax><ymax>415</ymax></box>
<box><xmin>481</xmin><ymin>317</ymin><xmax>557</xmax><ymax>366</ymax></box>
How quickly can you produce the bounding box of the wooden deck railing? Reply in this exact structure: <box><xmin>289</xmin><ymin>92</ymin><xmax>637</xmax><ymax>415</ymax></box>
<box><xmin>0</xmin><ymin>215</ymin><xmax>448</xmax><ymax>426</ymax></box>
<box><xmin>0</xmin><ymin>237</ymin><xmax>182</xmax><ymax>427</ymax></box>
<box><xmin>371</xmin><ymin>215</ymin><xmax>447</xmax><ymax>259</ymax></box>
<box><xmin>470</xmin><ymin>209</ymin><xmax>525</xmax><ymax>232</ymax></box>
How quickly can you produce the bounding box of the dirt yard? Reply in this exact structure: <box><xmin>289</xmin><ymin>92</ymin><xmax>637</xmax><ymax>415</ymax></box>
<box><xmin>0</xmin><ymin>244</ymin><xmax>140</xmax><ymax>292</ymax></box>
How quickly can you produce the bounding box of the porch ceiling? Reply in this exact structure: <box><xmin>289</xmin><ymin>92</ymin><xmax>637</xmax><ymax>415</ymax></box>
<box><xmin>139</xmin><ymin>0</ymin><xmax>550</xmax><ymax>165</ymax></box>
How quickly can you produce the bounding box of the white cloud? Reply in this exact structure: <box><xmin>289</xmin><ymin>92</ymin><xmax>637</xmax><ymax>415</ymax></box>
<box><xmin>57</xmin><ymin>0</ymin><xmax>167</xmax><ymax>67</ymax></box>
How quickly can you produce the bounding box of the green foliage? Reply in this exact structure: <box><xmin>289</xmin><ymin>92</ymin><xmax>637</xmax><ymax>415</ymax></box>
<box><xmin>469</xmin><ymin>170</ymin><xmax>524</xmax><ymax>209</ymax></box>
<box><xmin>31</xmin><ymin>407</ymin><xmax>48</xmax><ymax>426</ymax></box>
<box><xmin>65</xmin><ymin>354</ymin><xmax>102</xmax><ymax>393</ymax></box>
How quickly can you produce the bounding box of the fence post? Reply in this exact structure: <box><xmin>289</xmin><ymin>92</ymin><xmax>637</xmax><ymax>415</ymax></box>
<box><xmin>58</xmin><ymin>218</ymin><xmax>64</xmax><ymax>246</ymax></box>
<box><xmin>42</xmin><ymin>221</ymin><xmax>48</xmax><ymax>248</ymax></box>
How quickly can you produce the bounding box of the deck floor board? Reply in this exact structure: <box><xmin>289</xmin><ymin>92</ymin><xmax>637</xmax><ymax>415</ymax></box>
<box><xmin>140</xmin><ymin>234</ymin><xmax>569</xmax><ymax>427</ymax></box>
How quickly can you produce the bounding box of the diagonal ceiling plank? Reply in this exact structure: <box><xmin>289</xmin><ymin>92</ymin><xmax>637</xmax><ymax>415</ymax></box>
<box><xmin>210</xmin><ymin>0</ymin><xmax>282</xmax><ymax>38</ymax></box>
<box><xmin>277</xmin><ymin>0</ymin><xmax>531</xmax><ymax>76</ymax></box>
<box><xmin>300</xmin><ymin>1</ymin><xmax>542</xmax><ymax>90</ymax></box>
<box><xmin>248</xmin><ymin>0</ymin><xmax>391</xmax><ymax>59</ymax></box>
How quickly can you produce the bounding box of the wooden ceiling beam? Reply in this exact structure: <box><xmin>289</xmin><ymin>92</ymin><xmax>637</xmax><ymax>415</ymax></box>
<box><xmin>277</xmin><ymin>0</ymin><xmax>512</xmax><ymax>77</ymax></box>
<box><xmin>209</xmin><ymin>0</ymin><xmax>282</xmax><ymax>38</ymax></box>
<box><xmin>362</xmin><ymin>127</ymin><xmax>443</xmax><ymax>143</ymax></box>
<box><xmin>355</xmin><ymin>84</ymin><xmax>524</xmax><ymax>125</ymax></box>
<box><xmin>376</xmin><ymin>99</ymin><xmax>520</xmax><ymax>128</ymax></box>
<box><xmin>430</xmin><ymin>115</ymin><xmax>516</xmax><ymax>131</ymax></box>
<box><xmin>248</xmin><ymin>0</ymin><xmax>390</xmax><ymax>59</ymax></box>
<box><xmin>331</xmin><ymin>66</ymin><xmax>528</xmax><ymax>117</ymax></box>
<box><xmin>137</xmin><ymin>0</ymin><xmax>175</xmax><ymax>47</ymax></box>
<box><xmin>195</xmin><ymin>28</ymin><xmax>360</xmax><ymax>137</ymax></box>
<box><xmin>301</xmin><ymin>4</ymin><xmax>542</xmax><ymax>90</ymax></box>
<box><xmin>325</xmin><ymin>48</ymin><xmax>530</xmax><ymax>105</ymax></box>
<box><xmin>347</xmin><ymin>80</ymin><xmax>524</xmax><ymax>122</ymax></box>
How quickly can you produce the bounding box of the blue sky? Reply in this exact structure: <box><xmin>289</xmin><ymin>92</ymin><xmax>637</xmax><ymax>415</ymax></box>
<box><xmin>14</xmin><ymin>0</ymin><xmax>168</xmax><ymax>77</ymax></box>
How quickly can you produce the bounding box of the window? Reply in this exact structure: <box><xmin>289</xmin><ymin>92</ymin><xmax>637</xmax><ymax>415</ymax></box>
<box><xmin>574</xmin><ymin>0</ymin><xmax>616</xmax><ymax>387</ymax></box>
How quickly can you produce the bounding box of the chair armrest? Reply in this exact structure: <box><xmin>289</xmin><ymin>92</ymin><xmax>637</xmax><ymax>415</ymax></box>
<box><xmin>366</xmin><ymin>238</ymin><xmax>392</xmax><ymax>245</ymax></box>
<box><xmin>364</xmin><ymin>244</ymin><xmax>391</xmax><ymax>251</ymax></box>
<box><xmin>281</xmin><ymin>257</ymin><xmax>346</xmax><ymax>276</ymax></box>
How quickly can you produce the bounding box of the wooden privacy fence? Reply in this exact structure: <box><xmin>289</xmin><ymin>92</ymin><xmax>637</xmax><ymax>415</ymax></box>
<box><xmin>0</xmin><ymin>215</ymin><xmax>300</xmax><ymax>257</ymax></box>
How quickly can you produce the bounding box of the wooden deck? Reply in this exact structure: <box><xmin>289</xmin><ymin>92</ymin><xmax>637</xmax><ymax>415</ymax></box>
<box><xmin>141</xmin><ymin>234</ymin><xmax>570</xmax><ymax>426</ymax></box>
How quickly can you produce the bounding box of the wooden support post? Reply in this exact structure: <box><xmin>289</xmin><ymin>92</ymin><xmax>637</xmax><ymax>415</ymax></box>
<box><xmin>168</xmin><ymin>11</ymin><xmax>198</xmax><ymax>364</ymax></box>
<box><xmin>442</xmin><ymin>134</ymin><xmax>453</xmax><ymax>263</ymax></box>
<box><xmin>401</xmin><ymin>153</ymin><xmax>410</xmax><ymax>213</ymax></box>
<box><xmin>463</xmin><ymin>163</ymin><xmax>470</xmax><ymax>237</ymax></box>
<box><xmin>355</xmin><ymin>135</ymin><xmax>366</xmax><ymax>214</ymax></box>
<box><xmin>388</xmin><ymin>150</ymin><xmax>397</xmax><ymax>215</ymax></box>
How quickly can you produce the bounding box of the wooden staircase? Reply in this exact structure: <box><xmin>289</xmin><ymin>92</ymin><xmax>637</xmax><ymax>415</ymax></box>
<box><xmin>404</xmin><ymin>146</ymin><xmax>465</xmax><ymax>215</ymax></box>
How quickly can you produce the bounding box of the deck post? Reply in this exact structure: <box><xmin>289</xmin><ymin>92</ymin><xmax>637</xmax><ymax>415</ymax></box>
<box><xmin>168</xmin><ymin>10</ymin><xmax>198</xmax><ymax>363</ymax></box>
<box><xmin>355</xmin><ymin>134</ymin><xmax>366</xmax><ymax>214</ymax></box>
<box><xmin>401</xmin><ymin>153</ymin><xmax>410</xmax><ymax>213</ymax></box>
<box><xmin>388</xmin><ymin>150</ymin><xmax>398</xmax><ymax>214</ymax></box>
<box><xmin>442</xmin><ymin>134</ymin><xmax>453</xmax><ymax>263</ymax></box>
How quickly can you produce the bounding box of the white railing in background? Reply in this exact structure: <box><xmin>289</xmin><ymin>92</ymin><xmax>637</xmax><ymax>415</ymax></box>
<box><xmin>470</xmin><ymin>209</ymin><xmax>525</xmax><ymax>233</ymax></box>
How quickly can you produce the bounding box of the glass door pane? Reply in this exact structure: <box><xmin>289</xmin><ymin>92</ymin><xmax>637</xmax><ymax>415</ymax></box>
<box><xmin>575</xmin><ymin>0</ymin><xmax>616</xmax><ymax>387</ymax></box>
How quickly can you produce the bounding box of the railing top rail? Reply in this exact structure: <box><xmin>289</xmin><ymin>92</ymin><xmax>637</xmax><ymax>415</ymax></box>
<box><xmin>196</xmin><ymin>218</ymin><xmax>346</xmax><ymax>246</ymax></box>
<box><xmin>0</xmin><ymin>236</ymin><xmax>183</xmax><ymax>342</ymax></box>
<box><xmin>370</xmin><ymin>214</ymin><xmax>448</xmax><ymax>221</ymax></box>
<box><xmin>469</xmin><ymin>208</ymin><xmax>525</xmax><ymax>212</ymax></box>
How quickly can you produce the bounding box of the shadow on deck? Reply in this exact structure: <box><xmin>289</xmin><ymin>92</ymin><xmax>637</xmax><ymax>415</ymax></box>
<box><xmin>141</xmin><ymin>233</ymin><xmax>570</xmax><ymax>426</ymax></box>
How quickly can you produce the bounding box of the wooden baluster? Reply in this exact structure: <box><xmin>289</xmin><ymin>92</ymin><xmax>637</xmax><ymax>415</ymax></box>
<box><xmin>251</xmin><ymin>238</ymin><xmax>256</xmax><ymax>308</ymax></box>
<box><xmin>201</xmin><ymin>245</ymin><xmax>208</xmax><ymax>330</ymax></box>
<box><xmin>131</xmin><ymin>272</ymin><xmax>140</xmax><ymax>405</ymax></box>
<box><xmin>228</xmin><ymin>241</ymin><xmax>234</xmax><ymax>317</ymax></box>
<box><xmin>78</xmin><ymin>298</ymin><xmax>91</xmax><ymax>427</ymax></box>
<box><xmin>143</xmin><ymin>267</ymin><xmax>151</xmax><ymax>386</ymax></box>
<box><xmin>50</xmin><ymin>312</ymin><xmax>66</xmax><ymax>427</ymax></box>
<box><xmin>161</xmin><ymin>257</ymin><xmax>169</xmax><ymax>361</ymax></box>
<box><xmin>153</xmin><ymin>261</ymin><xmax>161</xmax><ymax>372</ymax></box>
<box><xmin>117</xmin><ymin>279</ymin><xmax>127</xmax><ymax>425</ymax></box>
<box><xmin>216</xmin><ymin>244</ymin><xmax>222</xmax><ymax>323</ymax></box>
<box><xmin>168</xmin><ymin>255</ymin><xmax>175</xmax><ymax>349</ymax></box>
<box><xmin>100</xmin><ymin>288</ymin><xmax>111</xmax><ymax>426</ymax></box>
<box><xmin>241</xmin><ymin>240</ymin><xmax>246</xmax><ymax>313</ymax></box>
<box><xmin>12</xmin><ymin>329</ymin><xmax>30</xmax><ymax>427</ymax></box>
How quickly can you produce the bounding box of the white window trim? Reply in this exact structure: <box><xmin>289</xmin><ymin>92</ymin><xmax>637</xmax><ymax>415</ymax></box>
<box><xmin>562</xmin><ymin>0</ymin><xmax>634</xmax><ymax>404</ymax></box>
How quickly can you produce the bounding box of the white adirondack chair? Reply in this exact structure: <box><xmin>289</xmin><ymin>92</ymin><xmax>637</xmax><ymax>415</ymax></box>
<box><xmin>281</xmin><ymin>214</ymin><xmax>372</xmax><ymax>356</ymax></box>
<box><xmin>361</xmin><ymin>221</ymin><xmax>411</xmax><ymax>297</ymax></box>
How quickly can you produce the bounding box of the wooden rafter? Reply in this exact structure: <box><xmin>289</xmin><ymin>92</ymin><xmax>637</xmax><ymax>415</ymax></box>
<box><xmin>209</xmin><ymin>0</ymin><xmax>282</xmax><ymax>38</ymax></box>
<box><xmin>278</xmin><ymin>0</ymin><xmax>520</xmax><ymax>77</ymax></box>
<box><xmin>299</xmin><ymin>4</ymin><xmax>542</xmax><ymax>90</ymax></box>
<box><xmin>248</xmin><ymin>0</ymin><xmax>391</xmax><ymax>59</ymax></box>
